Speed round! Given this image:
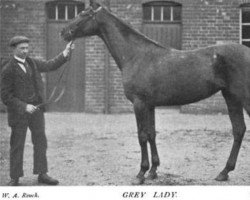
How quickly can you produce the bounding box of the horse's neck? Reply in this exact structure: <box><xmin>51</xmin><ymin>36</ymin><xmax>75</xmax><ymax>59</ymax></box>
<box><xmin>98</xmin><ymin>11</ymin><xmax>169</xmax><ymax>70</ymax></box>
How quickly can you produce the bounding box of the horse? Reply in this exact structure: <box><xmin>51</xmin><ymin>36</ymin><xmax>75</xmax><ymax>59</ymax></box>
<box><xmin>61</xmin><ymin>1</ymin><xmax>250</xmax><ymax>184</ymax></box>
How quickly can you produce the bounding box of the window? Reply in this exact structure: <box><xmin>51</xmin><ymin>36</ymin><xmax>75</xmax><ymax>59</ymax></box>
<box><xmin>143</xmin><ymin>1</ymin><xmax>182</xmax><ymax>23</ymax></box>
<box><xmin>46</xmin><ymin>1</ymin><xmax>85</xmax><ymax>21</ymax></box>
<box><xmin>241</xmin><ymin>4</ymin><xmax>250</xmax><ymax>47</ymax></box>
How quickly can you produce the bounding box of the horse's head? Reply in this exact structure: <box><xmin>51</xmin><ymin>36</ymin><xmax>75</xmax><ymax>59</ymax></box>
<box><xmin>61</xmin><ymin>1</ymin><xmax>102</xmax><ymax>41</ymax></box>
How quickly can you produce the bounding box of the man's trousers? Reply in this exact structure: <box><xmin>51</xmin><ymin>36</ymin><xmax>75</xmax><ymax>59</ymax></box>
<box><xmin>9</xmin><ymin>109</ymin><xmax>48</xmax><ymax>179</ymax></box>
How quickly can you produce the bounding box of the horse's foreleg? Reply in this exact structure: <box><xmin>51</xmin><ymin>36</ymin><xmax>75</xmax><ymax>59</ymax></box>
<box><xmin>216</xmin><ymin>90</ymin><xmax>246</xmax><ymax>181</ymax></box>
<box><xmin>147</xmin><ymin>108</ymin><xmax>160</xmax><ymax>180</ymax></box>
<box><xmin>133</xmin><ymin>99</ymin><xmax>153</xmax><ymax>184</ymax></box>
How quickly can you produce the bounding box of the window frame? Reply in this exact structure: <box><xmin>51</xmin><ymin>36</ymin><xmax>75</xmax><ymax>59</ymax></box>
<box><xmin>240</xmin><ymin>3</ymin><xmax>250</xmax><ymax>47</ymax></box>
<box><xmin>142</xmin><ymin>1</ymin><xmax>182</xmax><ymax>24</ymax></box>
<box><xmin>46</xmin><ymin>0</ymin><xmax>85</xmax><ymax>21</ymax></box>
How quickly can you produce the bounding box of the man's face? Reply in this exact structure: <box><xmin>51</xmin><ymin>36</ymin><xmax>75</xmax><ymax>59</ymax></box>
<box><xmin>13</xmin><ymin>42</ymin><xmax>29</xmax><ymax>59</ymax></box>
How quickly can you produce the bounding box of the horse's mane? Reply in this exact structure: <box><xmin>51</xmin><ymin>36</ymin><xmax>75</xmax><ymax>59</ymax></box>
<box><xmin>103</xmin><ymin>7</ymin><xmax>166</xmax><ymax>49</ymax></box>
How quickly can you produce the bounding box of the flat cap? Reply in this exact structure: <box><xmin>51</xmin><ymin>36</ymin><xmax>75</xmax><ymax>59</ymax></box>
<box><xmin>9</xmin><ymin>36</ymin><xmax>30</xmax><ymax>47</ymax></box>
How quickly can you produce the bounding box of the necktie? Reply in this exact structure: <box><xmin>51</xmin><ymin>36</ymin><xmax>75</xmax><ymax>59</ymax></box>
<box><xmin>17</xmin><ymin>61</ymin><xmax>31</xmax><ymax>76</ymax></box>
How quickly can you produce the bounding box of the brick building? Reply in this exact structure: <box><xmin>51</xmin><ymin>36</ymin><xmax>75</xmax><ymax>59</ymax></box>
<box><xmin>1</xmin><ymin>0</ymin><xmax>250</xmax><ymax>113</ymax></box>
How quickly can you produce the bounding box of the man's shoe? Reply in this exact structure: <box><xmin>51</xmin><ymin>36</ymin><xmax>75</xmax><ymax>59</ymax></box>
<box><xmin>38</xmin><ymin>174</ymin><xmax>59</xmax><ymax>185</ymax></box>
<box><xmin>7</xmin><ymin>179</ymin><xmax>19</xmax><ymax>186</ymax></box>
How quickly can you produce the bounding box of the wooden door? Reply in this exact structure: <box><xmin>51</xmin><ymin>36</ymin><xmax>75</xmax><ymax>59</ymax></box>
<box><xmin>46</xmin><ymin>22</ymin><xmax>85</xmax><ymax>112</ymax></box>
<box><xmin>142</xmin><ymin>23</ymin><xmax>182</xmax><ymax>49</ymax></box>
<box><xmin>142</xmin><ymin>2</ymin><xmax>182</xmax><ymax>49</ymax></box>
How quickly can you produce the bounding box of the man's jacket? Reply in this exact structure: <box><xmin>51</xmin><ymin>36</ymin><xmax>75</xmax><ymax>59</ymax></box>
<box><xmin>1</xmin><ymin>53</ymin><xmax>67</xmax><ymax>126</ymax></box>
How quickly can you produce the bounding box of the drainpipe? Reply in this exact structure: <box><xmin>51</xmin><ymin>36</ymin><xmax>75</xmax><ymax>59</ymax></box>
<box><xmin>103</xmin><ymin>0</ymin><xmax>111</xmax><ymax>114</ymax></box>
<box><xmin>104</xmin><ymin>46</ymin><xmax>111</xmax><ymax>114</ymax></box>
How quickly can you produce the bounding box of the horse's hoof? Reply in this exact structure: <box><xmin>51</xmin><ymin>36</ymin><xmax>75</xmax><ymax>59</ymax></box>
<box><xmin>147</xmin><ymin>172</ymin><xmax>158</xmax><ymax>180</ymax></box>
<box><xmin>131</xmin><ymin>176</ymin><xmax>145</xmax><ymax>185</ymax></box>
<box><xmin>215</xmin><ymin>173</ymin><xmax>229</xmax><ymax>181</ymax></box>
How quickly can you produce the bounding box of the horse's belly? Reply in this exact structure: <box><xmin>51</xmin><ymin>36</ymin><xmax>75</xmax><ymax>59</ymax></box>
<box><xmin>153</xmin><ymin>79</ymin><xmax>220</xmax><ymax>106</ymax></box>
<box><xmin>156</xmin><ymin>91</ymin><xmax>218</xmax><ymax>106</ymax></box>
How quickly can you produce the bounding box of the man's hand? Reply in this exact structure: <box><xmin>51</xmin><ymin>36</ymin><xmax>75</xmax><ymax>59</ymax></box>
<box><xmin>25</xmin><ymin>104</ymin><xmax>38</xmax><ymax>114</ymax></box>
<box><xmin>63</xmin><ymin>41</ymin><xmax>75</xmax><ymax>59</ymax></box>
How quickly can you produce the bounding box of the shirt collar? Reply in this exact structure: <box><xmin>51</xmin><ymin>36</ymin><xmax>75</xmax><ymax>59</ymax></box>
<box><xmin>14</xmin><ymin>55</ymin><xmax>26</xmax><ymax>64</ymax></box>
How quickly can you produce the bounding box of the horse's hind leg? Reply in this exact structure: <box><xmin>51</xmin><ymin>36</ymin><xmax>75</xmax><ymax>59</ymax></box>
<box><xmin>216</xmin><ymin>90</ymin><xmax>246</xmax><ymax>181</ymax></box>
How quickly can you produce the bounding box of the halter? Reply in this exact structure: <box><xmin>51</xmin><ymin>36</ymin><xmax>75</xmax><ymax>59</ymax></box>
<box><xmin>76</xmin><ymin>6</ymin><xmax>102</xmax><ymax>29</ymax></box>
<box><xmin>66</xmin><ymin>6</ymin><xmax>102</xmax><ymax>39</ymax></box>
<box><xmin>82</xmin><ymin>6</ymin><xmax>102</xmax><ymax>19</ymax></box>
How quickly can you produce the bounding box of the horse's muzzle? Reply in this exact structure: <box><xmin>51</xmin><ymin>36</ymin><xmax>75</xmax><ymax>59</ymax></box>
<box><xmin>61</xmin><ymin>28</ymin><xmax>73</xmax><ymax>42</ymax></box>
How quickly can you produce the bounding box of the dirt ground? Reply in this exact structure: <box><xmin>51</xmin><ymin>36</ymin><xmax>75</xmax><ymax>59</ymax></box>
<box><xmin>0</xmin><ymin>109</ymin><xmax>250</xmax><ymax>186</ymax></box>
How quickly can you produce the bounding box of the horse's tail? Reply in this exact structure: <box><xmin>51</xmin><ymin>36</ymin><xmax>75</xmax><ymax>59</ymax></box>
<box><xmin>244</xmin><ymin>65</ymin><xmax>250</xmax><ymax>116</ymax></box>
<box><xmin>242</xmin><ymin>47</ymin><xmax>250</xmax><ymax>115</ymax></box>
<box><xmin>243</xmin><ymin>82</ymin><xmax>250</xmax><ymax>117</ymax></box>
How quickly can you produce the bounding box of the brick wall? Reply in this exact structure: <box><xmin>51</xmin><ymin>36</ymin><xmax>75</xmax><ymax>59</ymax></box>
<box><xmin>0</xmin><ymin>0</ymin><xmax>47</xmax><ymax>112</ymax></box>
<box><xmin>179</xmin><ymin>0</ymin><xmax>242</xmax><ymax>114</ymax></box>
<box><xmin>0</xmin><ymin>0</ymin><xmax>47</xmax><ymax>59</ymax></box>
<box><xmin>179</xmin><ymin>0</ymin><xmax>240</xmax><ymax>114</ymax></box>
<box><xmin>84</xmin><ymin>36</ymin><xmax>107</xmax><ymax>113</ymax></box>
<box><xmin>1</xmin><ymin>0</ymin><xmax>249</xmax><ymax>113</ymax></box>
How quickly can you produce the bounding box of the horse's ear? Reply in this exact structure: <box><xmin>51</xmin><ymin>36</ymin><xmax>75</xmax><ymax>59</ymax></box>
<box><xmin>90</xmin><ymin>0</ymin><xmax>96</xmax><ymax>6</ymax></box>
<box><xmin>90</xmin><ymin>0</ymin><xmax>101</xmax><ymax>10</ymax></box>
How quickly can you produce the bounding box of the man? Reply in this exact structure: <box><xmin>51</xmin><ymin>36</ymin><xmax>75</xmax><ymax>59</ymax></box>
<box><xmin>1</xmin><ymin>36</ymin><xmax>74</xmax><ymax>186</ymax></box>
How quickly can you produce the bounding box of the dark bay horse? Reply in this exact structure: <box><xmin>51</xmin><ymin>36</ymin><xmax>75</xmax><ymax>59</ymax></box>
<box><xmin>61</xmin><ymin>1</ymin><xmax>250</xmax><ymax>184</ymax></box>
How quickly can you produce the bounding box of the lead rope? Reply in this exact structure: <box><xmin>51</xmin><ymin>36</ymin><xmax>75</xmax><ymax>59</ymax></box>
<box><xmin>37</xmin><ymin>41</ymin><xmax>74</xmax><ymax>109</ymax></box>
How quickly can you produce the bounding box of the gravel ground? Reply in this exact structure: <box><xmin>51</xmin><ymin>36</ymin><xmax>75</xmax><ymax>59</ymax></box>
<box><xmin>0</xmin><ymin>109</ymin><xmax>249</xmax><ymax>186</ymax></box>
